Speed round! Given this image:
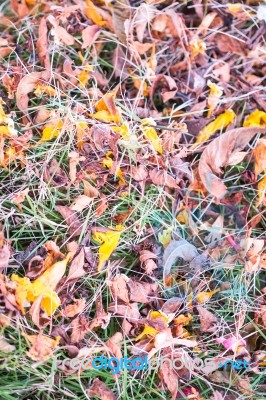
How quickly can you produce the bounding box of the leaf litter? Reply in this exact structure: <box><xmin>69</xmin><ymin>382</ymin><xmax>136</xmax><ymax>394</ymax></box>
<box><xmin>0</xmin><ymin>0</ymin><xmax>266</xmax><ymax>399</ymax></box>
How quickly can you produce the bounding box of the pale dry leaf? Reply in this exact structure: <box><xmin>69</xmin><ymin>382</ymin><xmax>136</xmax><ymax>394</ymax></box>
<box><xmin>159</xmin><ymin>361</ymin><xmax>179</xmax><ymax>400</ymax></box>
<box><xmin>56</xmin><ymin>205</ymin><xmax>83</xmax><ymax>237</ymax></box>
<box><xmin>16</xmin><ymin>72</ymin><xmax>46</xmax><ymax>112</ymax></box>
<box><xmin>127</xmin><ymin>280</ymin><xmax>158</xmax><ymax>303</ymax></box>
<box><xmin>198</xmin><ymin>127</ymin><xmax>266</xmax><ymax>199</ymax></box>
<box><xmin>149</xmin><ymin>168</ymin><xmax>178</xmax><ymax>189</ymax></box>
<box><xmin>0</xmin><ymin>336</ymin><xmax>15</xmax><ymax>353</ymax></box>
<box><xmin>23</xmin><ymin>332</ymin><xmax>60</xmax><ymax>361</ymax></box>
<box><xmin>63</xmin><ymin>298</ymin><xmax>86</xmax><ymax>318</ymax></box>
<box><xmin>36</xmin><ymin>17</ymin><xmax>50</xmax><ymax>69</ymax></box>
<box><xmin>0</xmin><ymin>245</ymin><xmax>10</xmax><ymax>268</ymax></box>
<box><xmin>253</xmin><ymin>139</ymin><xmax>266</xmax><ymax>177</ymax></box>
<box><xmin>83</xmin><ymin>179</ymin><xmax>99</xmax><ymax>198</ymax></box>
<box><xmin>82</xmin><ymin>25</ymin><xmax>101</xmax><ymax>48</ymax></box>
<box><xmin>106</xmin><ymin>332</ymin><xmax>123</xmax><ymax>359</ymax></box>
<box><xmin>48</xmin><ymin>15</ymin><xmax>75</xmax><ymax>46</ymax></box>
<box><xmin>108</xmin><ymin>302</ymin><xmax>140</xmax><ymax>322</ymax></box>
<box><xmin>70</xmin><ymin>195</ymin><xmax>93</xmax><ymax>212</ymax></box>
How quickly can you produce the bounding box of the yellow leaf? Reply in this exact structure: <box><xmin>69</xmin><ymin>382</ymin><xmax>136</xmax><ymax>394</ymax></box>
<box><xmin>176</xmin><ymin>210</ymin><xmax>189</xmax><ymax>225</ymax></box>
<box><xmin>102</xmin><ymin>151</ymin><xmax>125</xmax><ymax>185</ymax></box>
<box><xmin>39</xmin><ymin>120</ymin><xmax>63</xmax><ymax>142</ymax></box>
<box><xmin>150</xmin><ymin>310</ymin><xmax>169</xmax><ymax>323</ymax></box>
<box><xmin>85</xmin><ymin>0</ymin><xmax>104</xmax><ymax>26</ymax></box>
<box><xmin>253</xmin><ymin>139</ymin><xmax>266</xmax><ymax>177</ymax></box>
<box><xmin>189</xmin><ymin>37</ymin><xmax>206</xmax><ymax>60</ymax></box>
<box><xmin>141</xmin><ymin>118</ymin><xmax>163</xmax><ymax>154</ymax></box>
<box><xmin>196</xmin><ymin>289</ymin><xmax>220</xmax><ymax>304</ymax></box>
<box><xmin>243</xmin><ymin>109</ymin><xmax>266</xmax><ymax>127</ymax></box>
<box><xmin>207</xmin><ymin>80</ymin><xmax>223</xmax><ymax>118</ymax></box>
<box><xmin>111</xmin><ymin>123</ymin><xmax>130</xmax><ymax>140</ymax></box>
<box><xmin>192</xmin><ymin>109</ymin><xmax>236</xmax><ymax>148</ymax></box>
<box><xmin>0</xmin><ymin>126</ymin><xmax>12</xmax><ymax>137</ymax></box>
<box><xmin>0</xmin><ymin>98</ymin><xmax>17</xmax><ymax>137</ymax></box>
<box><xmin>76</xmin><ymin>120</ymin><xmax>88</xmax><ymax>150</ymax></box>
<box><xmin>93</xmin><ymin>226</ymin><xmax>124</xmax><ymax>271</ymax></box>
<box><xmin>91</xmin><ymin>91</ymin><xmax>121</xmax><ymax>123</ymax></box>
<box><xmin>174</xmin><ymin>313</ymin><xmax>193</xmax><ymax>325</ymax></box>
<box><xmin>135</xmin><ymin>325</ymin><xmax>159</xmax><ymax>341</ymax></box>
<box><xmin>158</xmin><ymin>228</ymin><xmax>172</xmax><ymax>248</ymax></box>
<box><xmin>256</xmin><ymin>171</ymin><xmax>266</xmax><ymax>207</ymax></box>
<box><xmin>12</xmin><ymin>254</ymin><xmax>71</xmax><ymax>316</ymax></box>
<box><xmin>25</xmin><ymin>0</ymin><xmax>37</xmax><ymax>5</ymax></box>
<box><xmin>34</xmin><ymin>84</ymin><xmax>57</xmax><ymax>97</ymax></box>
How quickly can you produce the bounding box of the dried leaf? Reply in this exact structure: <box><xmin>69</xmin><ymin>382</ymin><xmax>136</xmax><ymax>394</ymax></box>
<box><xmin>257</xmin><ymin>172</ymin><xmax>266</xmax><ymax>207</ymax></box>
<box><xmin>159</xmin><ymin>360</ymin><xmax>179</xmax><ymax>400</ymax></box>
<box><xmin>0</xmin><ymin>336</ymin><xmax>15</xmax><ymax>353</ymax></box>
<box><xmin>91</xmin><ymin>91</ymin><xmax>121</xmax><ymax>123</ymax></box>
<box><xmin>36</xmin><ymin>18</ymin><xmax>50</xmax><ymax>69</ymax></box>
<box><xmin>198</xmin><ymin>127</ymin><xmax>266</xmax><ymax>199</ymax></box>
<box><xmin>87</xmin><ymin>378</ymin><xmax>116</xmax><ymax>400</ymax></box>
<box><xmin>215</xmin><ymin>33</ymin><xmax>247</xmax><ymax>55</ymax></box>
<box><xmin>66</xmin><ymin>248</ymin><xmax>86</xmax><ymax>282</ymax></box>
<box><xmin>163</xmin><ymin>239</ymin><xmax>199</xmax><ymax>285</ymax></box>
<box><xmin>0</xmin><ymin>245</ymin><xmax>10</xmax><ymax>268</ymax></box>
<box><xmin>12</xmin><ymin>253</ymin><xmax>71</xmax><ymax>316</ymax></box>
<box><xmin>141</xmin><ymin>118</ymin><xmax>163</xmax><ymax>154</ymax></box>
<box><xmin>48</xmin><ymin>15</ymin><xmax>75</xmax><ymax>46</ymax></box>
<box><xmin>70</xmin><ymin>195</ymin><xmax>93</xmax><ymax>212</ymax></box>
<box><xmin>108</xmin><ymin>274</ymin><xmax>130</xmax><ymax>304</ymax></box>
<box><xmin>193</xmin><ymin>110</ymin><xmax>236</xmax><ymax>148</ymax></box>
<box><xmin>16</xmin><ymin>72</ymin><xmax>46</xmax><ymax>112</ymax></box>
<box><xmin>243</xmin><ymin>109</ymin><xmax>266</xmax><ymax>128</ymax></box>
<box><xmin>84</xmin><ymin>0</ymin><xmax>105</xmax><ymax>26</ymax></box>
<box><xmin>64</xmin><ymin>298</ymin><xmax>86</xmax><ymax>318</ymax></box>
<box><xmin>149</xmin><ymin>168</ymin><xmax>178</xmax><ymax>189</ymax></box>
<box><xmin>253</xmin><ymin>139</ymin><xmax>266</xmax><ymax>177</ymax></box>
<box><xmin>197</xmin><ymin>305</ymin><xmax>218</xmax><ymax>332</ymax></box>
<box><xmin>82</xmin><ymin>25</ymin><xmax>101</xmax><ymax>48</ymax></box>
<box><xmin>93</xmin><ymin>226</ymin><xmax>124</xmax><ymax>271</ymax></box>
<box><xmin>83</xmin><ymin>179</ymin><xmax>99</xmax><ymax>198</ymax></box>
<box><xmin>206</xmin><ymin>80</ymin><xmax>223</xmax><ymax>118</ymax></box>
<box><xmin>23</xmin><ymin>332</ymin><xmax>60</xmax><ymax>361</ymax></box>
<box><xmin>56</xmin><ymin>205</ymin><xmax>83</xmax><ymax>237</ymax></box>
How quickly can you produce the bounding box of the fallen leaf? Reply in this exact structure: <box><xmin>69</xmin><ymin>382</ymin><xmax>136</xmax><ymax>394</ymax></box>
<box><xmin>106</xmin><ymin>332</ymin><xmax>123</xmax><ymax>360</ymax></box>
<box><xmin>139</xmin><ymin>249</ymin><xmax>158</xmax><ymax>274</ymax></box>
<box><xmin>0</xmin><ymin>336</ymin><xmax>15</xmax><ymax>353</ymax></box>
<box><xmin>206</xmin><ymin>80</ymin><xmax>223</xmax><ymax>118</ymax></box>
<box><xmin>257</xmin><ymin>172</ymin><xmax>266</xmax><ymax>207</ymax></box>
<box><xmin>65</xmin><ymin>248</ymin><xmax>86</xmax><ymax>283</ymax></box>
<box><xmin>84</xmin><ymin>0</ymin><xmax>105</xmax><ymax>26</ymax></box>
<box><xmin>82</xmin><ymin>25</ymin><xmax>101</xmax><ymax>48</ymax></box>
<box><xmin>149</xmin><ymin>168</ymin><xmax>178</xmax><ymax>189</ymax></box>
<box><xmin>196</xmin><ymin>289</ymin><xmax>220</xmax><ymax>304</ymax></box>
<box><xmin>93</xmin><ymin>226</ymin><xmax>124</xmax><ymax>271</ymax></box>
<box><xmin>56</xmin><ymin>205</ymin><xmax>83</xmax><ymax>237</ymax></box>
<box><xmin>83</xmin><ymin>179</ymin><xmax>99</xmax><ymax>198</ymax></box>
<box><xmin>127</xmin><ymin>280</ymin><xmax>158</xmax><ymax>303</ymax></box>
<box><xmin>23</xmin><ymin>332</ymin><xmax>60</xmax><ymax>361</ymax></box>
<box><xmin>197</xmin><ymin>305</ymin><xmax>218</xmax><ymax>332</ymax></box>
<box><xmin>48</xmin><ymin>15</ymin><xmax>75</xmax><ymax>46</ymax></box>
<box><xmin>141</xmin><ymin>118</ymin><xmax>163</xmax><ymax>154</ymax></box>
<box><xmin>87</xmin><ymin>378</ymin><xmax>116</xmax><ymax>400</ymax></box>
<box><xmin>12</xmin><ymin>253</ymin><xmax>71</xmax><ymax>316</ymax></box>
<box><xmin>198</xmin><ymin>127</ymin><xmax>266</xmax><ymax>199</ymax></box>
<box><xmin>16</xmin><ymin>72</ymin><xmax>47</xmax><ymax>113</ymax></box>
<box><xmin>11</xmin><ymin>188</ymin><xmax>29</xmax><ymax>211</ymax></box>
<box><xmin>70</xmin><ymin>195</ymin><xmax>93</xmax><ymax>212</ymax></box>
<box><xmin>91</xmin><ymin>91</ymin><xmax>121</xmax><ymax>123</ymax></box>
<box><xmin>215</xmin><ymin>33</ymin><xmax>247</xmax><ymax>55</ymax></box>
<box><xmin>163</xmin><ymin>239</ymin><xmax>199</xmax><ymax>286</ymax></box>
<box><xmin>253</xmin><ymin>139</ymin><xmax>266</xmax><ymax>177</ymax></box>
<box><xmin>108</xmin><ymin>274</ymin><xmax>130</xmax><ymax>304</ymax></box>
<box><xmin>0</xmin><ymin>245</ymin><xmax>10</xmax><ymax>268</ymax></box>
<box><xmin>159</xmin><ymin>360</ymin><xmax>179</xmax><ymax>400</ymax></box>
<box><xmin>192</xmin><ymin>110</ymin><xmax>236</xmax><ymax>148</ymax></box>
<box><xmin>108</xmin><ymin>302</ymin><xmax>140</xmax><ymax>322</ymax></box>
<box><xmin>36</xmin><ymin>17</ymin><xmax>50</xmax><ymax>69</ymax></box>
<box><xmin>216</xmin><ymin>335</ymin><xmax>247</xmax><ymax>356</ymax></box>
<box><xmin>243</xmin><ymin>109</ymin><xmax>266</xmax><ymax>128</ymax></box>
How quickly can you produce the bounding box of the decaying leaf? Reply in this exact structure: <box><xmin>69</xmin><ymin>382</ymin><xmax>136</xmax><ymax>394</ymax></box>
<box><xmin>0</xmin><ymin>336</ymin><xmax>15</xmax><ymax>353</ymax></box>
<box><xmin>197</xmin><ymin>305</ymin><xmax>218</xmax><ymax>332</ymax></box>
<box><xmin>198</xmin><ymin>127</ymin><xmax>266</xmax><ymax>199</ymax></box>
<box><xmin>141</xmin><ymin>118</ymin><xmax>163</xmax><ymax>154</ymax></box>
<box><xmin>253</xmin><ymin>139</ymin><xmax>266</xmax><ymax>177</ymax></box>
<box><xmin>108</xmin><ymin>274</ymin><xmax>130</xmax><ymax>304</ymax></box>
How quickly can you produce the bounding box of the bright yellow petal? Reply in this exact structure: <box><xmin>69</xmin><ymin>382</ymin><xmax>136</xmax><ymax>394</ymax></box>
<box><xmin>93</xmin><ymin>227</ymin><xmax>123</xmax><ymax>271</ymax></box>
<box><xmin>243</xmin><ymin>110</ymin><xmax>266</xmax><ymax>127</ymax></box>
<box><xmin>192</xmin><ymin>109</ymin><xmax>236</xmax><ymax>148</ymax></box>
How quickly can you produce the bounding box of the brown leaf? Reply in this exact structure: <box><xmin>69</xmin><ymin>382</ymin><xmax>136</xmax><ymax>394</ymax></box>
<box><xmin>108</xmin><ymin>302</ymin><xmax>140</xmax><ymax>322</ymax></box>
<box><xmin>23</xmin><ymin>332</ymin><xmax>60</xmax><ymax>361</ymax></box>
<box><xmin>66</xmin><ymin>248</ymin><xmax>86</xmax><ymax>282</ymax></box>
<box><xmin>37</xmin><ymin>18</ymin><xmax>50</xmax><ymax>69</ymax></box>
<box><xmin>87</xmin><ymin>378</ymin><xmax>116</xmax><ymax>400</ymax></box>
<box><xmin>131</xmin><ymin>165</ymin><xmax>148</xmax><ymax>181</ymax></box>
<box><xmin>63</xmin><ymin>298</ymin><xmax>86</xmax><ymax>318</ymax></box>
<box><xmin>96</xmin><ymin>193</ymin><xmax>108</xmax><ymax>216</ymax></box>
<box><xmin>48</xmin><ymin>16</ymin><xmax>75</xmax><ymax>46</ymax></box>
<box><xmin>139</xmin><ymin>250</ymin><xmax>158</xmax><ymax>274</ymax></box>
<box><xmin>106</xmin><ymin>332</ymin><xmax>123</xmax><ymax>359</ymax></box>
<box><xmin>198</xmin><ymin>127</ymin><xmax>266</xmax><ymax>199</ymax></box>
<box><xmin>10</xmin><ymin>0</ymin><xmax>29</xmax><ymax>18</ymax></box>
<box><xmin>197</xmin><ymin>305</ymin><xmax>218</xmax><ymax>332</ymax></box>
<box><xmin>82</xmin><ymin>25</ymin><xmax>101</xmax><ymax>48</ymax></box>
<box><xmin>127</xmin><ymin>280</ymin><xmax>158</xmax><ymax>303</ymax></box>
<box><xmin>16</xmin><ymin>72</ymin><xmax>45</xmax><ymax>112</ymax></box>
<box><xmin>159</xmin><ymin>360</ymin><xmax>179</xmax><ymax>400</ymax></box>
<box><xmin>215</xmin><ymin>33</ymin><xmax>247</xmax><ymax>56</ymax></box>
<box><xmin>70</xmin><ymin>314</ymin><xmax>89</xmax><ymax>343</ymax></box>
<box><xmin>89</xmin><ymin>297</ymin><xmax>110</xmax><ymax>330</ymax></box>
<box><xmin>56</xmin><ymin>205</ymin><xmax>83</xmax><ymax>237</ymax></box>
<box><xmin>108</xmin><ymin>274</ymin><xmax>130</xmax><ymax>304</ymax></box>
<box><xmin>82</xmin><ymin>179</ymin><xmax>99</xmax><ymax>198</ymax></box>
<box><xmin>149</xmin><ymin>168</ymin><xmax>178</xmax><ymax>189</ymax></box>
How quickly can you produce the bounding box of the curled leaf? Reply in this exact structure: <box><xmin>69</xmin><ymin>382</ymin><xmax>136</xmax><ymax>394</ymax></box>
<box><xmin>198</xmin><ymin>127</ymin><xmax>266</xmax><ymax>199</ymax></box>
